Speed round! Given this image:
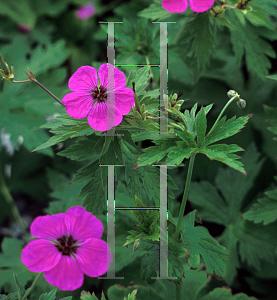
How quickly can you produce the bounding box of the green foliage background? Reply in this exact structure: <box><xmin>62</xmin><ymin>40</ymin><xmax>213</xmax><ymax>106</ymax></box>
<box><xmin>0</xmin><ymin>0</ymin><xmax>277</xmax><ymax>299</ymax></box>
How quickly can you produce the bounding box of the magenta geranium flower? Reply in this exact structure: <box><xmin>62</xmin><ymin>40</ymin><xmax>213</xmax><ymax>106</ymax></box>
<box><xmin>75</xmin><ymin>2</ymin><xmax>96</xmax><ymax>20</ymax></box>
<box><xmin>62</xmin><ymin>64</ymin><xmax>134</xmax><ymax>132</ymax></box>
<box><xmin>22</xmin><ymin>206</ymin><xmax>112</xmax><ymax>291</ymax></box>
<box><xmin>162</xmin><ymin>0</ymin><xmax>215</xmax><ymax>13</ymax></box>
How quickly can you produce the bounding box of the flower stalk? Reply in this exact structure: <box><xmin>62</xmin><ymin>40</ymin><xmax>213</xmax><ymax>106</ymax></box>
<box><xmin>206</xmin><ymin>90</ymin><xmax>246</xmax><ymax>138</ymax></box>
<box><xmin>24</xmin><ymin>71</ymin><xmax>65</xmax><ymax>107</ymax></box>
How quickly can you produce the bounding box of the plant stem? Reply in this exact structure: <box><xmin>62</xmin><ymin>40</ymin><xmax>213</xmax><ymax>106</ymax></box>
<box><xmin>176</xmin><ymin>283</ymin><xmax>181</xmax><ymax>300</ymax></box>
<box><xmin>13</xmin><ymin>78</ymin><xmax>65</xmax><ymax>107</ymax></box>
<box><xmin>22</xmin><ymin>273</ymin><xmax>43</xmax><ymax>300</ymax></box>
<box><xmin>13</xmin><ymin>80</ymin><xmax>32</xmax><ymax>83</ymax></box>
<box><xmin>34</xmin><ymin>79</ymin><xmax>65</xmax><ymax>107</ymax></box>
<box><xmin>173</xmin><ymin>152</ymin><xmax>196</xmax><ymax>242</ymax></box>
<box><xmin>206</xmin><ymin>95</ymin><xmax>239</xmax><ymax>137</ymax></box>
<box><xmin>0</xmin><ymin>167</ymin><xmax>29</xmax><ymax>243</ymax></box>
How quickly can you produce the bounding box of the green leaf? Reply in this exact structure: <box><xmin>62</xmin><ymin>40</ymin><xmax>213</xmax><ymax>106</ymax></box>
<box><xmin>228</xmin><ymin>9</ymin><xmax>277</xmax><ymax>78</ymax></box>
<box><xmin>108</xmin><ymin>284</ymin><xmax>163</xmax><ymax>300</ymax></box>
<box><xmin>245</xmin><ymin>8</ymin><xmax>276</xmax><ymax>31</ymax></box>
<box><xmin>175</xmin><ymin>129</ymin><xmax>197</xmax><ymax>148</ymax></box>
<box><xmin>57</xmin><ymin>136</ymin><xmax>107</xmax><ymax>161</ymax></box>
<box><xmin>165</xmin><ymin>143</ymin><xmax>192</xmax><ymax>165</ymax></box>
<box><xmin>168</xmin><ymin>242</ymin><xmax>189</xmax><ymax>278</ymax></box>
<box><xmin>80</xmin><ymin>291</ymin><xmax>105</xmax><ymax>300</ymax></box>
<box><xmin>189</xmin><ymin>14</ymin><xmax>216</xmax><ymax>71</ymax></box>
<box><xmin>243</xmin><ymin>184</ymin><xmax>277</xmax><ymax>225</ymax></box>
<box><xmin>139</xmin><ymin>240</ymin><xmax>160</xmax><ymax>283</ymax></box>
<box><xmin>189</xmin><ymin>144</ymin><xmax>268</xmax><ymax>284</ymax></box>
<box><xmin>44</xmin><ymin>169</ymin><xmax>84</xmax><ymax>214</ymax></box>
<box><xmin>200</xmin><ymin>287</ymin><xmax>258</xmax><ymax>300</ymax></box>
<box><xmin>0</xmin><ymin>37</ymin><xmax>69</xmax><ymax>153</ymax></box>
<box><xmin>123</xmin><ymin>196</ymin><xmax>160</xmax><ymax>248</ymax></box>
<box><xmin>126</xmin><ymin>67</ymin><xmax>149</xmax><ymax>94</ymax></box>
<box><xmin>181</xmin><ymin>211</ymin><xmax>229</xmax><ymax>278</ymax></box>
<box><xmin>264</xmin><ymin>105</ymin><xmax>277</xmax><ymax>140</ymax></box>
<box><xmin>0</xmin><ymin>0</ymin><xmax>36</xmax><ymax>27</ymax></box>
<box><xmin>198</xmin><ymin>144</ymin><xmax>245</xmax><ymax>174</ymax></box>
<box><xmin>0</xmin><ymin>238</ymin><xmax>33</xmax><ymax>290</ymax></box>
<box><xmin>203</xmin><ymin>115</ymin><xmax>251</xmax><ymax>147</ymax></box>
<box><xmin>39</xmin><ymin>289</ymin><xmax>57</xmax><ymax>300</ymax></box>
<box><xmin>195</xmin><ymin>107</ymin><xmax>207</xmax><ymax>147</ymax></box>
<box><xmin>137</xmin><ymin>1</ymin><xmax>171</xmax><ymax>21</ymax></box>
<box><xmin>189</xmin><ymin>181</ymin><xmax>228</xmax><ymax>226</ymax></box>
<box><xmin>136</xmin><ymin>138</ymin><xmax>177</xmax><ymax>167</ymax></box>
<box><xmin>77</xmin><ymin>164</ymin><xmax>107</xmax><ymax>215</ymax></box>
<box><xmin>33</xmin><ymin>115</ymin><xmax>94</xmax><ymax>152</ymax></box>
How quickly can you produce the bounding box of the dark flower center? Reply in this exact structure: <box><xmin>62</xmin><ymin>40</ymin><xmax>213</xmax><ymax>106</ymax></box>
<box><xmin>91</xmin><ymin>86</ymin><xmax>107</xmax><ymax>102</ymax></box>
<box><xmin>56</xmin><ymin>235</ymin><xmax>78</xmax><ymax>256</ymax></box>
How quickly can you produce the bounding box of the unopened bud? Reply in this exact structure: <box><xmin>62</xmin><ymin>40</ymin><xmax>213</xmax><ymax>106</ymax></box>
<box><xmin>0</xmin><ymin>53</ymin><xmax>15</xmax><ymax>82</ymax></box>
<box><xmin>227</xmin><ymin>90</ymin><xmax>238</xmax><ymax>98</ymax></box>
<box><xmin>237</xmin><ymin>99</ymin><xmax>246</xmax><ymax>109</ymax></box>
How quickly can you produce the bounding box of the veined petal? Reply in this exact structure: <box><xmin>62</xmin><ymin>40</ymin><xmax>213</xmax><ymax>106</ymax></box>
<box><xmin>113</xmin><ymin>87</ymin><xmax>135</xmax><ymax>115</ymax></box>
<box><xmin>30</xmin><ymin>214</ymin><xmax>66</xmax><ymax>239</ymax></box>
<box><xmin>98</xmin><ymin>64</ymin><xmax>126</xmax><ymax>89</ymax></box>
<box><xmin>44</xmin><ymin>256</ymin><xmax>84</xmax><ymax>291</ymax></box>
<box><xmin>87</xmin><ymin>101</ymin><xmax>123</xmax><ymax>131</ymax></box>
<box><xmin>68</xmin><ymin>66</ymin><xmax>98</xmax><ymax>92</ymax></box>
<box><xmin>189</xmin><ymin>0</ymin><xmax>214</xmax><ymax>12</ymax></box>
<box><xmin>65</xmin><ymin>206</ymin><xmax>103</xmax><ymax>241</ymax></box>
<box><xmin>22</xmin><ymin>239</ymin><xmax>61</xmax><ymax>272</ymax></box>
<box><xmin>77</xmin><ymin>238</ymin><xmax>112</xmax><ymax>277</ymax></box>
<box><xmin>162</xmin><ymin>0</ymin><xmax>188</xmax><ymax>13</ymax></box>
<box><xmin>63</xmin><ymin>92</ymin><xmax>93</xmax><ymax>119</ymax></box>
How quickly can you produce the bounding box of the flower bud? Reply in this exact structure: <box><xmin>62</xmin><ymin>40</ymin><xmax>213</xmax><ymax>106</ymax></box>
<box><xmin>237</xmin><ymin>99</ymin><xmax>246</xmax><ymax>109</ymax></box>
<box><xmin>227</xmin><ymin>90</ymin><xmax>238</xmax><ymax>98</ymax></box>
<box><xmin>0</xmin><ymin>53</ymin><xmax>15</xmax><ymax>82</ymax></box>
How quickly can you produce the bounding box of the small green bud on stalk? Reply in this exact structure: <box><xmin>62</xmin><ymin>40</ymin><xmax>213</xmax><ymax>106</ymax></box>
<box><xmin>0</xmin><ymin>53</ymin><xmax>15</xmax><ymax>82</ymax></box>
<box><xmin>237</xmin><ymin>99</ymin><xmax>246</xmax><ymax>109</ymax></box>
<box><xmin>227</xmin><ymin>90</ymin><xmax>238</xmax><ymax>98</ymax></box>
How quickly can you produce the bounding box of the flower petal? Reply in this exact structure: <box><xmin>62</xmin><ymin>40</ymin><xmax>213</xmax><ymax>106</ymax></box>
<box><xmin>113</xmin><ymin>87</ymin><xmax>134</xmax><ymax>115</ymax></box>
<box><xmin>189</xmin><ymin>0</ymin><xmax>214</xmax><ymax>12</ymax></box>
<box><xmin>98</xmin><ymin>64</ymin><xmax>126</xmax><ymax>89</ymax></box>
<box><xmin>22</xmin><ymin>239</ymin><xmax>61</xmax><ymax>272</ymax></box>
<box><xmin>63</xmin><ymin>92</ymin><xmax>93</xmax><ymax>119</ymax></box>
<box><xmin>65</xmin><ymin>206</ymin><xmax>103</xmax><ymax>241</ymax></box>
<box><xmin>77</xmin><ymin>238</ymin><xmax>112</xmax><ymax>277</ymax></box>
<box><xmin>87</xmin><ymin>101</ymin><xmax>123</xmax><ymax>131</ymax></box>
<box><xmin>76</xmin><ymin>3</ymin><xmax>96</xmax><ymax>20</ymax></box>
<box><xmin>44</xmin><ymin>256</ymin><xmax>84</xmax><ymax>291</ymax></box>
<box><xmin>68</xmin><ymin>66</ymin><xmax>98</xmax><ymax>92</ymax></box>
<box><xmin>162</xmin><ymin>0</ymin><xmax>188</xmax><ymax>13</ymax></box>
<box><xmin>30</xmin><ymin>214</ymin><xmax>66</xmax><ymax>239</ymax></box>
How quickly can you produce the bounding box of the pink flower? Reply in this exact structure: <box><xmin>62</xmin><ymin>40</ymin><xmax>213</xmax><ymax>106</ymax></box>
<box><xmin>162</xmin><ymin>0</ymin><xmax>215</xmax><ymax>13</ymax></box>
<box><xmin>62</xmin><ymin>64</ymin><xmax>135</xmax><ymax>132</ymax></box>
<box><xmin>75</xmin><ymin>2</ymin><xmax>96</xmax><ymax>20</ymax></box>
<box><xmin>22</xmin><ymin>206</ymin><xmax>112</xmax><ymax>291</ymax></box>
